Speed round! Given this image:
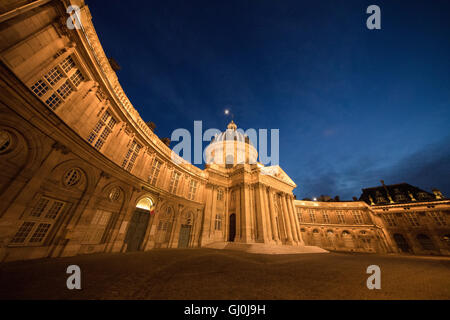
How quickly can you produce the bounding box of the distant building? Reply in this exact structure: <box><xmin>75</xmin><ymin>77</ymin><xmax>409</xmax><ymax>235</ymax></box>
<box><xmin>0</xmin><ymin>1</ymin><xmax>448</xmax><ymax>262</ymax></box>
<box><xmin>295</xmin><ymin>183</ymin><xmax>449</xmax><ymax>255</ymax></box>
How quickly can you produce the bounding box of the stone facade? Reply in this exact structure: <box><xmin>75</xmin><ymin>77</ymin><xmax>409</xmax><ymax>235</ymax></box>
<box><xmin>0</xmin><ymin>0</ymin><xmax>448</xmax><ymax>262</ymax></box>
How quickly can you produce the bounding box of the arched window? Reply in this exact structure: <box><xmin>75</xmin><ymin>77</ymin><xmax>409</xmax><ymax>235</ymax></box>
<box><xmin>136</xmin><ymin>197</ymin><xmax>154</xmax><ymax>211</ymax></box>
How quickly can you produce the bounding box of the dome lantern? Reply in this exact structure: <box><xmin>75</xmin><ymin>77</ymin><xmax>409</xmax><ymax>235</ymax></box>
<box><xmin>227</xmin><ymin>120</ymin><xmax>237</xmax><ymax>131</ymax></box>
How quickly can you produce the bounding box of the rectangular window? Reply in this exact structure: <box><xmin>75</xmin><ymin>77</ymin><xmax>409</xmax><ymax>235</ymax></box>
<box><xmin>405</xmin><ymin>212</ymin><xmax>420</xmax><ymax>226</ymax></box>
<box><xmin>60</xmin><ymin>56</ymin><xmax>75</xmax><ymax>73</ymax></box>
<box><xmin>44</xmin><ymin>66</ymin><xmax>63</xmax><ymax>86</ymax></box>
<box><xmin>9</xmin><ymin>196</ymin><xmax>66</xmax><ymax>246</ymax></box>
<box><xmin>428</xmin><ymin>211</ymin><xmax>446</xmax><ymax>226</ymax></box>
<box><xmin>31</xmin><ymin>79</ymin><xmax>49</xmax><ymax>97</ymax></box>
<box><xmin>188</xmin><ymin>179</ymin><xmax>198</xmax><ymax>200</ymax></box>
<box><xmin>121</xmin><ymin>140</ymin><xmax>142</xmax><ymax>172</ymax></box>
<box><xmin>10</xmin><ymin>222</ymin><xmax>35</xmax><ymax>244</ymax></box>
<box><xmin>297</xmin><ymin>209</ymin><xmax>303</xmax><ymax>223</ymax></box>
<box><xmin>384</xmin><ymin>213</ymin><xmax>397</xmax><ymax>227</ymax></box>
<box><xmin>56</xmin><ymin>80</ymin><xmax>73</xmax><ymax>99</ymax></box>
<box><xmin>217</xmin><ymin>189</ymin><xmax>224</xmax><ymax>201</ymax></box>
<box><xmin>337</xmin><ymin>210</ymin><xmax>345</xmax><ymax>224</ymax></box>
<box><xmin>148</xmin><ymin>159</ymin><xmax>162</xmax><ymax>186</ymax></box>
<box><xmin>353</xmin><ymin>210</ymin><xmax>363</xmax><ymax>224</ymax></box>
<box><xmin>87</xmin><ymin>110</ymin><xmax>116</xmax><ymax>151</ymax></box>
<box><xmin>29</xmin><ymin>55</ymin><xmax>85</xmax><ymax>111</ymax></box>
<box><xmin>44</xmin><ymin>93</ymin><xmax>62</xmax><ymax>110</ymax></box>
<box><xmin>309</xmin><ymin>210</ymin><xmax>316</xmax><ymax>223</ymax></box>
<box><xmin>29</xmin><ymin>223</ymin><xmax>51</xmax><ymax>243</ymax></box>
<box><xmin>70</xmin><ymin>70</ymin><xmax>84</xmax><ymax>87</ymax></box>
<box><xmin>168</xmin><ymin>171</ymin><xmax>181</xmax><ymax>194</ymax></box>
<box><xmin>215</xmin><ymin>214</ymin><xmax>222</xmax><ymax>230</ymax></box>
<box><xmin>82</xmin><ymin>210</ymin><xmax>112</xmax><ymax>244</ymax></box>
<box><xmin>323</xmin><ymin>211</ymin><xmax>330</xmax><ymax>224</ymax></box>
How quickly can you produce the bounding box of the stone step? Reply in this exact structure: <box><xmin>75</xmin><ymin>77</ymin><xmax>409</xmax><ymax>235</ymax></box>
<box><xmin>204</xmin><ymin>241</ymin><xmax>329</xmax><ymax>255</ymax></box>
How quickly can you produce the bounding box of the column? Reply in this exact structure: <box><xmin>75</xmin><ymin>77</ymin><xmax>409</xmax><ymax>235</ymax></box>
<box><xmin>267</xmin><ymin>188</ymin><xmax>281</xmax><ymax>244</ymax></box>
<box><xmin>288</xmin><ymin>196</ymin><xmax>304</xmax><ymax>245</ymax></box>
<box><xmin>285</xmin><ymin>194</ymin><xmax>299</xmax><ymax>245</ymax></box>
<box><xmin>235</xmin><ymin>186</ymin><xmax>242</xmax><ymax>240</ymax></box>
<box><xmin>200</xmin><ymin>184</ymin><xmax>214</xmax><ymax>245</ymax></box>
<box><xmin>281</xmin><ymin>194</ymin><xmax>294</xmax><ymax>245</ymax></box>
<box><xmin>258</xmin><ymin>184</ymin><xmax>272</xmax><ymax>243</ymax></box>
<box><xmin>254</xmin><ymin>184</ymin><xmax>269</xmax><ymax>243</ymax></box>
<box><xmin>262</xmin><ymin>186</ymin><xmax>275</xmax><ymax>243</ymax></box>
<box><xmin>209</xmin><ymin>186</ymin><xmax>217</xmax><ymax>238</ymax></box>
<box><xmin>241</xmin><ymin>184</ymin><xmax>252</xmax><ymax>243</ymax></box>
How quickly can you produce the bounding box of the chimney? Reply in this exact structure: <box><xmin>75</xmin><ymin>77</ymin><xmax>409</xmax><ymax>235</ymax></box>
<box><xmin>146</xmin><ymin>121</ymin><xmax>156</xmax><ymax>132</ymax></box>
<box><xmin>161</xmin><ymin>137</ymin><xmax>171</xmax><ymax>147</ymax></box>
<box><xmin>108</xmin><ymin>57</ymin><xmax>121</xmax><ymax>72</ymax></box>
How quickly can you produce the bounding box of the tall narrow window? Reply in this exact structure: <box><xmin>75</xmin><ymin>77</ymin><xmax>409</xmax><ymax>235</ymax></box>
<box><xmin>353</xmin><ymin>210</ymin><xmax>364</xmax><ymax>224</ymax></box>
<box><xmin>323</xmin><ymin>211</ymin><xmax>330</xmax><ymax>224</ymax></box>
<box><xmin>309</xmin><ymin>210</ymin><xmax>316</xmax><ymax>223</ymax></box>
<box><xmin>297</xmin><ymin>209</ymin><xmax>303</xmax><ymax>223</ymax></box>
<box><xmin>217</xmin><ymin>189</ymin><xmax>224</xmax><ymax>201</ymax></box>
<box><xmin>405</xmin><ymin>212</ymin><xmax>420</xmax><ymax>226</ymax></box>
<box><xmin>215</xmin><ymin>214</ymin><xmax>222</xmax><ymax>230</ymax></box>
<box><xmin>428</xmin><ymin>211</ymin><xmax>446</xmax><ymax>226</ymax></box>
<box><xmin>384</xmin><ymin>213</ymin><xmax>397</xmax><ymax>227</ymax></box>
<box><xmin>87</xmin><ymin>110</ymin><xmax>117</xmax><ymax>151</ymax></box>
<box><xmin>188</xmin><ymin>179</ymin><xmax>198</xmax><ymax>200</ymax></box>
<box><xmin>148</xmin><ymin>159</ymin><xmax>162</xmax><ymax>186</ymax></box>
<box><xmin>29</xmin><ymin>55</ymin><xmax>85</xmax><ymax>110</ymax></box>
<box><xmin>10</xmin><ymin>196</ymin><xmax>67</xmax><ymax>245</ymax></box>
<box><xmin>168</xmin><ymin>171</ymin><xmax>181</xmax><ymax>194</ymax></box>
<box><xmin>337</xmin><ymin>210</ymin><xmax>345</xmax><ymax>224</ymax></box>
<box><xmin>121</xmin><ymin>140</ymin><xmax>142</xmax><ymax>172</ymax></box>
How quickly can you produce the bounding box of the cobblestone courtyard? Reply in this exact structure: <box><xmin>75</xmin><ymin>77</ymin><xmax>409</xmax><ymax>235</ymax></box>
<box><xmin>0</xmin><ymin>249</ymin><xmax>449</xmax><ymax>299</ymax></box>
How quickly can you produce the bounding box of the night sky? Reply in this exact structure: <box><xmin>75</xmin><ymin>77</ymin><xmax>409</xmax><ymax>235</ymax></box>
<box><xmin>87</xmin><ymin>0</ymin><xmax>450</xmax><ymax>200</ymax></box>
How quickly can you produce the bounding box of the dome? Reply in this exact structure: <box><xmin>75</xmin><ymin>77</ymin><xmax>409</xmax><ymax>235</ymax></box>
<box><xmin>205</xmin><ymin>120</ymin><xmax>258</xmax><ymax>166</ymax></box>
<box><xmin>212</xmin><ymin>120</ymin><xmax>252</xmax><ymax>145</ymax></box>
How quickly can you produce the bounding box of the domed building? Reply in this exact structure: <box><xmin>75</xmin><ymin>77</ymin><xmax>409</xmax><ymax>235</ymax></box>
<box><xmin>201</xmin><ymin>120</ymin><xmax>309</xmax><ymax>249</ymax></box>
<box><xmin>0</xmin><ymin>0</ymin><xmax>448</xmax><ymax>262</ymax></box>
<box><xmin>204</xmin><ymin>120</ymin><xmax>258</xmax><ymax>168</ymax></box>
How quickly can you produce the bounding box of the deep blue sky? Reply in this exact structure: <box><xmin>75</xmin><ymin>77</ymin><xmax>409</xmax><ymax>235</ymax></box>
<box><xmin>87</xmin><ymin>0</ymin><xmax>450</xmax><ymax>200</ymax></box>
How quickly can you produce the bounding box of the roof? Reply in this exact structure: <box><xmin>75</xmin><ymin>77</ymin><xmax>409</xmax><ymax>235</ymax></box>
<box><xmin>359</xmin><ymin>182</ymin><xmax>440</xmax><ymax>205</ymax></box>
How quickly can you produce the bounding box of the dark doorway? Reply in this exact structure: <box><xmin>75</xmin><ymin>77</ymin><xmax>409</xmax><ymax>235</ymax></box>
<box><xmin>178</xmin><ymin>224</ymin><xmax>191</xmax><ymax>248</ymax></box>
<box><xmin>125</xmin><ymin>208</ymin><xmax>150</xmax><ymax>252</ymax></box>
<box><xmin>393</xmin><ymin>233</ymin><xmax>411</xmax><ymax>253</ymax></box>
<box><xmin>228</xmin><ymin>213</ymin><xmax>236</xmax><ymax>242</ymax></box>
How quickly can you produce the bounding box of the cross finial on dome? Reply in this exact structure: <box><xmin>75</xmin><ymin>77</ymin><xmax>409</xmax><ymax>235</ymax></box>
<box><xmin>227</xmin><ymin>120</ymin><xmax>237</xmax><ymax>131</ymax></box>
